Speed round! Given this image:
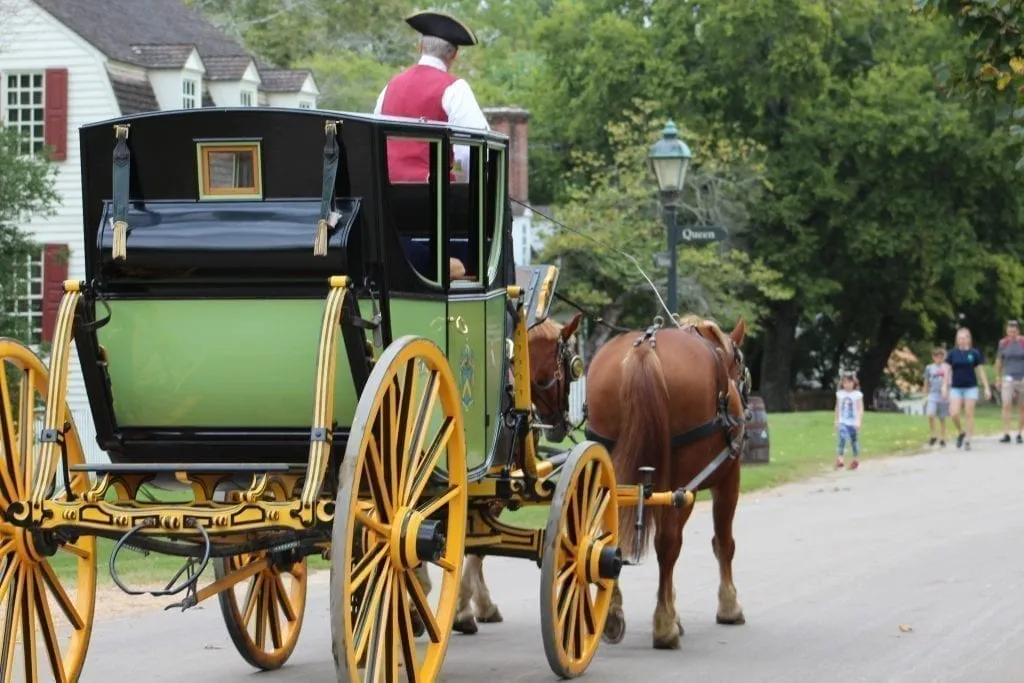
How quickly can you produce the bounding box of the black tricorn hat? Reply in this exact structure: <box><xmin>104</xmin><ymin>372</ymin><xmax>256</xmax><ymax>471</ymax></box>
<box><xmin>405</xmin><ymin>10</ymin><xmax>478</xmax><ymax>47</ymax></box>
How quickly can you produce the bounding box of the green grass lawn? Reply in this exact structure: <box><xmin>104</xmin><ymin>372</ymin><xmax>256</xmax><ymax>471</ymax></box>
<box><xmin>501</xmin><ymin>401</ymin><xmax>1007</xmax><ymax>529</ymax></box>
<box><xmin>53</xmin><ymin>402</ymin><xmax>1007</xmax><ymax>586</ymax></box>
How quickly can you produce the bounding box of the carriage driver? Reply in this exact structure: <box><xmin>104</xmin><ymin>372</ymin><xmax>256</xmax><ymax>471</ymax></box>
<box><xmin>373</xmin><ymin>10</ymin><xmax>490</xmax><ymax>281</ymax></box>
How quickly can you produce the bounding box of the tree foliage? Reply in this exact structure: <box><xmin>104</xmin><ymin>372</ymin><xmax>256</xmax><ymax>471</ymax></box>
<box><xmin>538</xmin><ymin>100</ymin><xmax>792</xmax><ymax>355</ymax></box>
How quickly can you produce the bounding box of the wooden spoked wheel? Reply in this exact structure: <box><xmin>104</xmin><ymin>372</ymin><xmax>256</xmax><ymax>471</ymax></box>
<box><xmin>541</xmin><ymin>441</ymin><xmax>621</xmax><ymax>679</ymax></box>
<box><xmin>331</xmin><ymin>336</ymin><xmax>467</xmax><ymax>683</ymax></box>
<box><xmin>0</xmin><ymin>339</ymin><xmax>97</xmax><ymax>682</ymax></box>
<box><xmin>215</xmin><ymin>550</ymin><xmax>308</xmax><ymax>671</ymax></box>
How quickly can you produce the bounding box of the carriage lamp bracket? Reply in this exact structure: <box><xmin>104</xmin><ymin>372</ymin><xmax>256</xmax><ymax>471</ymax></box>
<box><xmin>109</xmin><ymin>517</ymin><xmax>211</xmax><ymax>609</ymax></box>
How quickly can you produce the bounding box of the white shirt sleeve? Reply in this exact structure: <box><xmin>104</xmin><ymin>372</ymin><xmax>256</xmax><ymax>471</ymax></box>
<box><xmin>442</xmin><ymin>79</ymin><xmax>489</xmax><ymax>130</ymax></box>
<box><xmin>443</xmin><ymin>79</ymin><xmax>488</xmax><ymax>183</ymax></box>
<box><xmin>373</xmin><ymin>86</ymin><xmax>387</xmax><ymax>115</ymax></box>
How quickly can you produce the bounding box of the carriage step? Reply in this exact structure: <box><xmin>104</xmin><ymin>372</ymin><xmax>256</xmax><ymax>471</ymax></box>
<box><xmin>69</xmin><ymin>462</ymin><xmax>306</xmax><ymax>474</ymax></box>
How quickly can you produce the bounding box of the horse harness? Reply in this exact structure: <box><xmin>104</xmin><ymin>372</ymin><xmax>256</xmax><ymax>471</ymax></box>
<box><xmin>584</xmin><ymin>322</ymin><xmax>749</xmax><ymax>492</ymax></box>
<box><xmin>530</xmin><ymin>329</ymin><xmax>584</xmax><ymax>428</ymax></box>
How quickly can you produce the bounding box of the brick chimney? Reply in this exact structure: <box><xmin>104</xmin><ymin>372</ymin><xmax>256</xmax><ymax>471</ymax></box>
<box><xmin>483</xmin><ymin>107</ymin><xmax>529</xmax><ymax>213</ymax></box>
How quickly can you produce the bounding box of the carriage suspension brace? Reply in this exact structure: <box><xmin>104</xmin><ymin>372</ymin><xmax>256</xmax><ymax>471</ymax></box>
<box><xmin>630</xmin><ymin>466</ymin><xmax>656</xmax><ymax>565</ymax></box>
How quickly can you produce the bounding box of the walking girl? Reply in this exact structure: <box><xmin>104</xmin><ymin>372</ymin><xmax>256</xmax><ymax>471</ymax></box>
<box><xmin>942</xmin><ymin>326</ymin><xmax>992</xmax><ymax>451</ymax></box>
<box><xmin>834</xmin><ymin>371</ymin><xmax>864</xmax><ymax>470</ymax></box>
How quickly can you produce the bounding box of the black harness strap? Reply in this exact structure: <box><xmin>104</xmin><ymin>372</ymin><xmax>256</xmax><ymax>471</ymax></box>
<box><xmin>587</xmin><ymin>325</ymin><xmax>747</xmax><ymax>477</ymax></box>
<box><xmin>314</xmin><ymin>120</ymin><xmax>341</xmax><ymax>257</ymax></box>
<box><xmin>111</xmin><ymin>124</ymin><xmax>131</xmax><ymax>261</ymax></box>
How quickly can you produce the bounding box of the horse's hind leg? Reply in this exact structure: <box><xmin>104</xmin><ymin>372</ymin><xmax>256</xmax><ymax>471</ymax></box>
<box><xmin>711</xmin><ymin>463</ymin><xmax>745</xmax><ymax>625</ymax></box>
<box><xmin>602</xmin><ymin>581</ymin><xmax>626</xmax><ymax>644</ymax></box>
<box><xmin>454</xmin><ymin>555</ymin><xmax>480</xmax><ymax>634</ymax></box>
<box><xmin>652</xmin><ymin>506</ymin><xmax>689</xmax><ymax>649</ymax></box>
<box><xmin>469</xmin><ymin>556</ymin><xmax>503</xmax><ymax>623</ymax></box>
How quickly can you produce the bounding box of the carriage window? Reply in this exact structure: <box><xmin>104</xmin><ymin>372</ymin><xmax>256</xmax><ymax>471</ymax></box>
<box><xmin>386</xmin><ymin>134</ymin><xmax>444</xmax><ymax>285</ymax></box>
<box><xmin>449</xmin><ymin>141</ymin><xmax>484</xmax><ymax>287</ymax></box>
<box><xmin>484</xmin><ymin>144</ymin><xmax>506</xmax><ymax>285</ymax></box>
<box><xmin>196</xmin><ymin>141</ymin><xmax>262</xmax><ymax>200</ymax></box>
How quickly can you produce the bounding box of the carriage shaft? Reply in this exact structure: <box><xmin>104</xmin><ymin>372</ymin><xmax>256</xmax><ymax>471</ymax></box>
<box><xmin>615</xmin><ymin>486</ymin><xmax>694</xmax><ymax>510</ymax></box>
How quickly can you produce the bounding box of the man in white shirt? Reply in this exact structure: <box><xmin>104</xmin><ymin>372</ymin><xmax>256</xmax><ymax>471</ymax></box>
<box><xmin>374</xmin><ymin>10</ymin><xmax>490</xmax><ymax>182</ymax></box>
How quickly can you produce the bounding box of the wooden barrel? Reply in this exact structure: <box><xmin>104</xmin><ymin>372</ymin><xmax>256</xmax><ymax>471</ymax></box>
<box><xmin>742</xmin><ymin>396</ymin><xmax>770</xmax><ymax>464</ymax></box>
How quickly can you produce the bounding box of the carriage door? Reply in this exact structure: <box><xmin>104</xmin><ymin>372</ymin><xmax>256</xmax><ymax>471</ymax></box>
<box><xmin>445</xmin><ymin>140</ymin><xmax>505</xmax><ymax>475</ymax></box>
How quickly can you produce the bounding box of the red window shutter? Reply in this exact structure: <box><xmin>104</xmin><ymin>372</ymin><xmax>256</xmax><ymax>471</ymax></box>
<box><xmin>41</xmin><ymin>244</ymin><xmax>69</xmax><ymax>343</ymax></box>
<box><xmin>44</xmin><ymin>68</ymin><xmax>69</xmax><ymax>162</ymax></box>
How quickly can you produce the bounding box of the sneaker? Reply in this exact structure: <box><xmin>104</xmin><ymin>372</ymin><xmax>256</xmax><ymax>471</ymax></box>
<box><xmin>1000</xmin><ymin>434</ymin><xmax>1011</xmax><ymax>444</ymax></box>
<box><xmin>956</xmin><ymin>432</ymin><xmax>966</xmax><ymax>449</ymax></box>
<box><xmin>929</xmin><ymin>437</ymin><xmax>938</xmax><ymax>447</ymax></box>
<box><xmin>835</xmin><ymin>457</ymin><xmax>844</xmax><ymax>469</ymax></box>
<box><xmin>939</xmin><ymin>440</ymin><xmax>947</xmax><ymax>448</ymax></box>
<box><xmin>1017</xmin><ymin>434</ymin><xmax>1023</xmax><ymax>444</ymax></box>
<box><xmin>848</xmin><ymin>459</ymin><xmax>859</xmax><ymax>470</ymax></box>
<box><xmin>965</xmin><ymin>441</ymin><xmax>972</xmax><ymax>451</ymax></box>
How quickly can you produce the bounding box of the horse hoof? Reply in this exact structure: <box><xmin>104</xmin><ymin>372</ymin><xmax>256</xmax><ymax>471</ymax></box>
<box><xmin>716</xmin><ymin>612</ymin><xmax>746</xmax><ymax>626</ymax></box>
<box><xmin>652</xmin><ymin>634</ymin><xmax>681</xmax><ymax>650</ymax></box>
<box><xmin>476</xmin><ymin>605</ymin><xmax>503</xmax><ymax>624</ymax></box>
<box><xmin>453</xmin><ymin>617</ymin><xmax>479</xmax><ymax>635</ymax></box>
<box><xmin>602</xmin><ymin>614</ymin><xmax>626</xmax><ymax>645</ymax></box>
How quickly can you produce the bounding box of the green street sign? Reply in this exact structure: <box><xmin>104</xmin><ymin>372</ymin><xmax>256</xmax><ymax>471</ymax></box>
<box><xmin>677</xmin><ymin>225</ymin><xmax>727</xmax><ymax>244</ymax></box>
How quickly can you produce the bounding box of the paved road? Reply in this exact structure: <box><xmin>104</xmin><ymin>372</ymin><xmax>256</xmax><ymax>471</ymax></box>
<box><xmin>78</xmin><ymin>437</ymin><xmax>1024</xmax><ymax>683</ymax></box>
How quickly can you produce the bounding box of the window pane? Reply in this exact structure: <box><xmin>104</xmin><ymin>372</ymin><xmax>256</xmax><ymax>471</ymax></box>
<box><xmin>31</xmin><ymin>74</ymin><xmax>42</xmax><ymax>88</ymax></box>
<box><xmin>19</xmin><ymin>74</ymin><xmax>29</xmax><ymax>88</ymax></box>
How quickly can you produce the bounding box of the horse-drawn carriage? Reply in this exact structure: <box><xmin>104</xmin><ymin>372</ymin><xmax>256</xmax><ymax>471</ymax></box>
<box><xmin>0</xmin><ymin>106</ymin><xmax>745</xmax><ymax>682</ymax></box>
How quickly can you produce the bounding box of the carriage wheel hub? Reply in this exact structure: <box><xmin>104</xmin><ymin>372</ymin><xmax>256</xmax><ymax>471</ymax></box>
<box><xmin>579</xmin><ymin>535</ymin><xmax>622</xmax><ymax>583</ymax></box>
<box><xmin>12</xmin><ymin>527</ymin><xmax>58</xmax><ymax>564</ymax></box>
<box><xmin>391</xmin><ymin>507</ymin><xmax>446</xmax><ymax>569</ymax></box>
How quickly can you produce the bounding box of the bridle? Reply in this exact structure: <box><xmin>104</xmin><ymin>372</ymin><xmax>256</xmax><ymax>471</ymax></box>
<box><xmin>530</xmin><ymin>332</ymin><xmax>584</xmax><ymax>434</ymax></box>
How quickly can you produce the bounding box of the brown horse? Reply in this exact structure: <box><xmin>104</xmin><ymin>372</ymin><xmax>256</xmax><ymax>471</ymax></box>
<box><xmin>452</xmin><ymin>312</ymin><xmax>584</xmax><ymax>634</ymax></box>
<box><xmin>585</xmin><ymin>316</ymin><xmax>749</xmax><ymax>649</ymax></box>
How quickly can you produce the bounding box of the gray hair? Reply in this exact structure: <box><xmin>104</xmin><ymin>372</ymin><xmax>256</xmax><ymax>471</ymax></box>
<box><xmin>420</xmin><ymin>35</ymin><xmax>457</xmax><ymax>61</ymax></box>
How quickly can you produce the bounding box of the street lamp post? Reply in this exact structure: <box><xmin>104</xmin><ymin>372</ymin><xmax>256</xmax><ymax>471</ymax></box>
<box><xmin>647</xmin><ymin>119</ymin><xmax>692</xmax><ymax>317</ymax></box>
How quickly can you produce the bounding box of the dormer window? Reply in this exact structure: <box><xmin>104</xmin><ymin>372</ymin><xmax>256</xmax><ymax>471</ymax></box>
<box><xmin>240</xmin><ymin>90</ymin><xmax>254</xmax><ymax>107</ymax></box>
<box><xmin>182</xmin><ymin>78</ymin><xmax>198</xmax><ymax>108</ymax></box>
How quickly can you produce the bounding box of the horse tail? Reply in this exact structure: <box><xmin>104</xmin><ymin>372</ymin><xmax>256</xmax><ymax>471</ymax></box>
<box><xmin>613</xmin><ymin>342</ymin><xmax>670</xmax><ymax>561</ymax></box>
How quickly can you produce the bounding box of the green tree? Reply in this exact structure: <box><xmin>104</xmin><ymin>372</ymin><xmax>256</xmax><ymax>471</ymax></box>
<box><xmin>538</xmin><ymin>101</ymin><xmax>793</xmax><ymax>356</ymax></box>
<box><xmin>0</xmin><ymin>126</ymin><xmax>60</xmax><ymax>341</ymax></box>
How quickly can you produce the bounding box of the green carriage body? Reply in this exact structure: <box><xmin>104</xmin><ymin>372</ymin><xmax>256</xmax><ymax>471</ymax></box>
<box><xmin>75</xmin><ymin>107</ymin><xmax>516</xmax><ymax>476</ymax></box>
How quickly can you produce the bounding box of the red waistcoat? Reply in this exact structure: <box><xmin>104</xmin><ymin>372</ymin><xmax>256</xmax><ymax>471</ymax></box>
<box><xmin>380</xmin><ymin>65</ymin><xmax>458</xmax><ymax>182</ymax></box>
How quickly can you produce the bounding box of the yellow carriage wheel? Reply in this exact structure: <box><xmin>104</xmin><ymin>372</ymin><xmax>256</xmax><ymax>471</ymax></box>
<box><xmin>0</xmin><ymin>339</ymin><xmax>97</xmax><ymax>682</ymax></box>
<box><xmin>541</xmin><ymin>441</ymin><xmax>621</xmax><ymax>679</ymax></box>
<box><xmin>214</xmin><ymin>550</ymin><xmax>308</xmax><ymax>671</ymax></box>
<box><xmin>330</xmin><ymin>336</ymin><xmax>467</xmax><ymax>683</ymax></box>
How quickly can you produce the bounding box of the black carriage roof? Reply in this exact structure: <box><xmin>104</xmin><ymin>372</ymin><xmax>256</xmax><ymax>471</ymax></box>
<box><xmin>78</xmin><ymin>106</ymin><xmax>512</xmax><ymax>143</ymax></box>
